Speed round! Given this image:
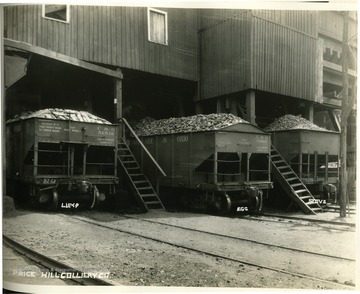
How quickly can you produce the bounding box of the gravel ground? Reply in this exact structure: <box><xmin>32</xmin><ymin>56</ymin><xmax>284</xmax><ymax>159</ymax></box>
<box><xmin>2</xmin><ymin>209</ymin><xmax>357</xmax><ymax>290</ymax></box>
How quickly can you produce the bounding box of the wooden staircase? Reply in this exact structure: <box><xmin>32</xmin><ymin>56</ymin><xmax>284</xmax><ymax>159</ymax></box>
<box><xmin>270</xmin><ymin>145</ymin><xmax>322</xmax><ymax>215</ymax></box>
<box><xmin>117</xmin><ymin>138</ymin><xmax>165</xmax><ymax>211</ymax></box>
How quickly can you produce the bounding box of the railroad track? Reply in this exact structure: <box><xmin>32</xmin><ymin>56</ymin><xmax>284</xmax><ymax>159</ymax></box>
<box><xmin>122</xmin><ymin>215</ymin><xmax>355</xmax><ymax>262</ymax></box>
<box><xmin>68</xmin><ymin>213</ymin><xmax>356</xmax><ymax>289</ymax></box>
<box><xmin>235</xmin><ymin>214</ymin><xmax>356</xmax><ymax>232</ymax></box>
<box><xmin>3</xmin><ymin>234</ymin><xmax>114</xmax><ymax>286</ymax></box>
<box><xmin>256</xmin><ymin>212</ymin><xmax>357</xmax><ymax>227</ymax></box>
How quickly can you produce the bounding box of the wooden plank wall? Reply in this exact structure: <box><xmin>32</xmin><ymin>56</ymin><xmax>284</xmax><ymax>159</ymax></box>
<box><xmin>199</xmin><ymin>10</ymin><xmax>252</xmax><ymax>99</ymax></box>
<box><xmin>4</xmin><ymin>5</ymin><xmax>198</xmax><ymax>81</ymax></box>
<box><xmin>252</xmin><ymin>10</ymin><xmax>317</xmax><ymax>36</ymax></box>
<box><xmin>251</xmin><ymin>12</ymin><xmax>317</xmax><ymax>101</ymax></box>
<box><xmin>199</xmin><ymin>10</ymin><xmax>318</xmax><ymax>101</ymax></box>
<box><xmin>317</xmin><ymin>11</ymin><xmax>357</xmax><ymax>45</ymax></box>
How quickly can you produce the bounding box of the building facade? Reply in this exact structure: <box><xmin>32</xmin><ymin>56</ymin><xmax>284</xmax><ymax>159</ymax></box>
<box><xmin>3</xmin><ymin>5</ymin><xmax>357</xmax><ymax>130</ymax></box>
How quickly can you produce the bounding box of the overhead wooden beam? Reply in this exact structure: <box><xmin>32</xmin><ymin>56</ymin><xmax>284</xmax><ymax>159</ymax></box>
<box><xmin>323</xmin><ymin>60</ymin><xmax>357</xmax><ymax>78</ymax></box>
<box><xmin>4</xmin><ymin>38</ymin><xmax>123</xmax><ymax>79</ymax></box>
<box><xmin>322</xmin><ymin>96</ymin><xmax>342</xmax><ymax>107</ymax></box>
<box><xmin>4</xmin><ymin>55</ymin><xmax>27</xmax><ymax>88</ymax></box>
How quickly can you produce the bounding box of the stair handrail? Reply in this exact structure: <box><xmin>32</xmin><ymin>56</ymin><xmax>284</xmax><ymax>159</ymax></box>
<box><xmin>270</xmin><ymin>145</ymin><xmax>321</xmax><ymax>213</ymax></box>
<box><xmin>121</xmin><ymin>118</ymin><xmax>166</xmax><ymax>177</ymax></box>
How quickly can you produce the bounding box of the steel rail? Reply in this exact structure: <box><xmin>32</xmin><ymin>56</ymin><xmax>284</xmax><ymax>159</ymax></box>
<box><xmin>250</xmin><ymin>212</ymin><xmax>356</xmax><ymax>227</ymax></box>
<box><xmin>236</xmin><ymin>214</ymin><xmax>355</xmax><ymax>233</ymax></box>
<box><xmin>69</xmin><ymin>215</ymin><xmax>355</xmax><ymax>289</ymax></box>
<box><xmin>122</xmin><ymin>215</ymin><xmax>355</xmax><ymax>262</ymax></box>
<box><xmin>3</xmin><ymin>234</ymin><xmax>114</xmax><ymax>286</ymax></box>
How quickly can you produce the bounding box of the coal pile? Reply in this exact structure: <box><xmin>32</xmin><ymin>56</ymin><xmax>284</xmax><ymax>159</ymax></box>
<box><xmin>7</xmin><ymin>109</ymin><xmax>111</xmax><ymax>124</ymax></box>
<box><xmin>134</xmin><ymin>113</ymin><xmax>249</xmax><ymax>136</ymax></box>
<box><xmin>264</xmin><ymin>114</ymin><xmax>329</xmax><ymax>132</ymax></box>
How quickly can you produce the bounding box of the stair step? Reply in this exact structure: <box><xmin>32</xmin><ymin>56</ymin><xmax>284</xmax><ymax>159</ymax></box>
<box><xmin>311</xmin><ymin>207</ymin><xmax>322</xmax><ymax>212</ymax></box>
<box><xmin>291</xmin><ymin>183</ymin><xmax>304</xmax><ymax>188</ymax></box>
<box><xmin>286</xmin><ymin>177</ymin><xmax>298</xmax><ymax>182</ymax></box>
<box><xmin>140</xmin><ymin>193</ymin><xmax>157</xmax><ymax>197</ymax></box>
<box><xmin>133</xmin><ymin>180</ymin><xmax>148</xmax><ymax>184</ymax></box>
<box><xmin>294</xmin><ymin>189</ymin><xmax>308</xmax><ymax>194</ymax></box>
<box><xmin>123</xmin><ymin>160</ymin><xmax>137</xmax><ymax>163</ymax></box>
<box><xmin>278</xmin><ymin>166</ymin><xmax>290</xmax><ymax>170</ymax></box>
<box><xmin>129</xmin><ymin>174</ymin><xmax>145</xmax><ymax>177</ymax></box>
<box><xmin>273</xmin><ymin>160</ymin><xmax>286</xmax><ymax>164</ymax></box>
<box><xmin>270</xmin><ymin>154</ymin><xmax>281</xmax><ymax>158</ymax></box>
<box><xmin>281</xmin><ymin>171</ymin><xmax>294</xmax><ymax>176</ymax></box>
<box><xmin>126</xmin><ymin>167</ymin><xmax>141</xmax><ymax>170</ymax></box>
<box><xmin>137</xmin><ymin>187</ymin><xmax>153</xmax><ymax>191</ymax></box>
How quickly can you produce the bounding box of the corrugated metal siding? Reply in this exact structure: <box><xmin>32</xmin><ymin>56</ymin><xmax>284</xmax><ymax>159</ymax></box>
<box><xmin>4</xmin><ymin>5</ymin><xmax>198</xmax><ymax>81</ymax></box>
<box><xmin>251</xmin><ymin>14</ymin><xmax>317</xmax><ymax>100</ymax></box>
<box><xmin>199</xmin><ymin>10</ymin><xmax>252</xmax><ymax>99</ymax></box>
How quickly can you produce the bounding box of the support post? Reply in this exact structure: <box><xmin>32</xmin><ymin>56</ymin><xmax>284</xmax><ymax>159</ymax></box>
<box><xmin>216</xmin><ymin>98</ymin><xmax>222</xmax><ymax>113</ymax></box>
<box><xmin>325</xmin><ymin>151</ymin><xmax>329</xmax><ymax>183</ymax></box>
<box><xmin>340</xmin><ymin>12</ymin><xmax>350</xmax><ymax>217</ymax></box>
<box><xmin>307</xmin><ymin>152</ymin><xmax>310</xmax><ymax>180</ymax></box>
<box><xmin>305</xmin><ymin>102</ymin><xmax>314</xmax><ymax>123</ymax></box>
<box><xmin>33</xmin><ymin>141</ymin><xmax>38</xmax><ymax>176</ymax></box>
<box><xmin>213</xmin><ymin>151</ymin><xmax>218</xmax><ymax>184</ymax></box>
<box><xmin>195</xmin><ymin>101</ymin><xmax>203</xmax><ymax>114</ymax></box>
<box><xmin>83</xmin><ymin>146</ymin><xmax>87</xmax><ymax>176</ymax></box>
<box><xmin>314</xmin><ymin>151</ymin><xmax>318</xmax><ymax>181</ymax></box>
<box><xmin>246</xmin><ymin>153</ymin><xmax>250</xmax><ymax>182</ymax></box>
<box><xmin>246</xmin><ymin>90</ymin><xmax>256</xmax><ymax>125</ymax></box>
<box><xmin>114</xmin><ymin>68</ymin><xmax>123</xmax><ymax>138</ymax></box>
<box><xmin>114</xmin><ymin>68</ymin><xmax>123</xmax><ymax>122</ymax></box>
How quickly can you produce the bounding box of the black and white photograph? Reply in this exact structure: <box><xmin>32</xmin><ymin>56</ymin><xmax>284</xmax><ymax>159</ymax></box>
<box><xmin>0</xmin><ymin>1</ymin><xmax>358</xmax><ymax>293</ymax></box>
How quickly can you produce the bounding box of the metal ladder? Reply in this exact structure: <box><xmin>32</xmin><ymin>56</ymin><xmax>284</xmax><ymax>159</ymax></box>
<box><xmin>117</xmin><ymin>138</ymin><xmax>165</xmax><ymax>211</ymax></box>
<box><xmin>270</xmin><ymin>145</ymin><xmax>322</xmax><ymax>214</ymax></box>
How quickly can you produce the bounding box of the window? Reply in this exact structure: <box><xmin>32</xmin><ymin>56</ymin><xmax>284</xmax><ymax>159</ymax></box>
<box><xmin>42</xmin><ymin>4</ymin><xmax>70</xmax><ymax>23</ymax></box>
<box><xmin>148</xmin><ymin>8</ymin><xmax>168</xmax><ymax>45</ymax></box>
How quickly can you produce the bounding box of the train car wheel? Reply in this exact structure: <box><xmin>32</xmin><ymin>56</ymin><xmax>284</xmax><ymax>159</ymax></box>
<box><xmin>51</xmin><ymin>189</ymin><xmax>59</xmax><ymax>211</ymax></box>
<box><xmin>211</xmin><ymin>192</ymin><xmax>231</xmax><ymax>214</ymax></box>
<box><xmin>89</xmin><ymin>186</ymin><xmax>99</xmax><ymax>209</ymax></box>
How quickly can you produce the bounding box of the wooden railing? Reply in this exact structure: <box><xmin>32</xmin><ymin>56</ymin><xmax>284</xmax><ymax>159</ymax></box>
<box><xmin>121</xmin><ymin>118</ymin><xmax>166</xmax><ymax>177</ymax></box>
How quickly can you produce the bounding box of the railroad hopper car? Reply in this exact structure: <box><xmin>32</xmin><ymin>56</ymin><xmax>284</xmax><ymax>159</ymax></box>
<box><xmin>271</xmin><ymin>129</ymin><xmax>340</xmax><ymax>201</ymax></box>
<box><xmin>6</xmin><ymin>111</ymin><xmax>119</xmax><ymax>210</ymax></box>
<box><xmin>130</xmin><ymin>121</ymin><xmax>273</xmax><ymax>213</ymax></box>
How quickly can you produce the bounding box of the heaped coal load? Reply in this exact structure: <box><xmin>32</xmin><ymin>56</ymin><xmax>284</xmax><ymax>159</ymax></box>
<box><xmin>130</xmin><ymin>113</ymin><xmax>273</xmax><ymax>214</ymax></box>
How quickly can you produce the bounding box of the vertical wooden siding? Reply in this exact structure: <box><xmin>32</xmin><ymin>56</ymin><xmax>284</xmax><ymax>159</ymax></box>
<box><xmin>252</xmin><ymin>10</ymin><xmax>317</xmax><ymax>37</ymax></box>
<box><xmin>199</xmin><ymin>10</ymin><xmax>252</xmax><ymax>99</ymax></box>
<box><xmin>251</xmin><ymin>14</ymin><xmax>317</xmax><ymax>100</ymax></box>
<box><xmin>317</xmin><ymin>11</ymin><xmax>357</xmax><ymax>45</ymax></box>
<box><xmin>4</xmin><ymin>5</ymin><xmax>198</xmax><ymax>81</ymax></box>
<box><xmin>200</xmin><ymin>10</ymin><xmax>317</xmax><ymax>101</ymax></box>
